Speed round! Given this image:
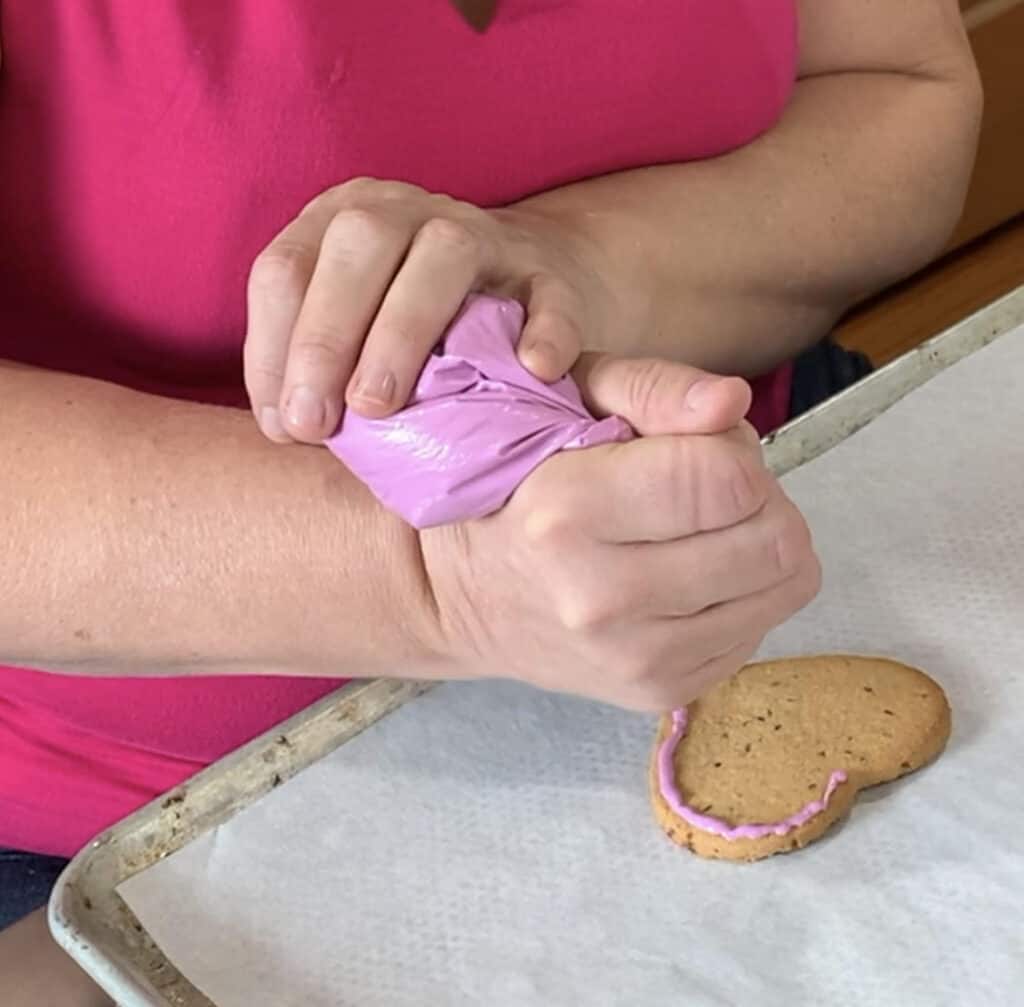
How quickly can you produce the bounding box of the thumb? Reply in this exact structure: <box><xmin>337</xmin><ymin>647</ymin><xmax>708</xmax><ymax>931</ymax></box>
<box><xmin>572</xmin><ymin>352</ymin><xmax>753</xmax><ymax>436</ymax></box>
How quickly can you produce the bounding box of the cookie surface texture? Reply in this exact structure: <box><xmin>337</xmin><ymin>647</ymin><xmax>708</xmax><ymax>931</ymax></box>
<box><xmin>650</xmin><ymin>655</ymin><xmax>951</xmax><ymax>861</ymax></box>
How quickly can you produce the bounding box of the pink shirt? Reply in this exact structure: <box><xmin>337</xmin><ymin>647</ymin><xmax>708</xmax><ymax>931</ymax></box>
<box><xmin>0</xmin><ymin>0</ymin><xmax>797</xmax><ymax>857</ymax></box>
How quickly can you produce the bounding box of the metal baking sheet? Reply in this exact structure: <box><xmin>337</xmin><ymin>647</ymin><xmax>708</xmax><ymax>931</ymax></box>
<box><xmin>48</xmin><ymin>284</ymin><xmax>1024</xmax><ymax>1006</ymax></box>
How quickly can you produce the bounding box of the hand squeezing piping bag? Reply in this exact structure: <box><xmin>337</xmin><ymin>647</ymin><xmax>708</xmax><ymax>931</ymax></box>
<box><xmin>325</xmin><ymin>295</ymin><xmax>632</xmax><ymax>529</ymax></box>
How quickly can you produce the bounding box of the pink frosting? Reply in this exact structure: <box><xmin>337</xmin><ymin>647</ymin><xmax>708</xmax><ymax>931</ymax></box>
<box><xmin>326</xmin><ymin>295</ymin><xmax>633</xmax><ymax>529</ymax></box>
<box><xmin>657</xmin><ymin>708</ymin><xmax>849</xmax><ymax>841</ymax></box>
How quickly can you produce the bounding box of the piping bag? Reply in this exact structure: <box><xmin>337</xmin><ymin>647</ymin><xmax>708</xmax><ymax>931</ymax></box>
<box><xmin>325</xmin><ymin>295</ymin><xmax>633</xmax><ymax>529</ymax></box>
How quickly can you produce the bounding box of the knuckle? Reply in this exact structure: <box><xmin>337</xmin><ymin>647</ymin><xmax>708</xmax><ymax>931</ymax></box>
<box><xmin>720</xmin><ymin>450</ymin><xmax>769</xmax><ymax>522</ymax></box>
<box><xmin>774</xmin><ymin>554</ymin><xmax>821</xmax><ymax>620</ymax></box>
<box><xmin>521</xmin><ymin>501</ymin><xmax>574</xmax><ymax>547</ymax></box>
<box><xmin>249</xmin><ymin>242</ymin><xmax>315</xmax><ymax>294</ymax></box>
<box><xmin>311</xmin><ymin>177</ymin><xmax>417</xmax><ymax>215</ymax></box>
<box><xmin>327</xmin><ymin>176</ymin><xmax>390</xmax><ymax>205</ymax></box>
<box><xmin>516</xmin><ymin>454</ymin><xmax>587</xmax><ymax>535</ymax></box>
<box><xmin>416</xmin><ymin>216</ymin><xmax>479</xmax><ymax>255</ymax></box>
<box><xmin>798</xmin><ymin>551</ymin><xmax>823</xmax><ymax>606</ymax></box>
<box><xmin>737</xmin><ymin>419</ymin><xmax>762</xmax><ymax>451</ymax></box>
<box><xmin>373</xmin><ymin>317</ymin><xmax>421</xmax><ymax>351</ymax></box>
<box><xmin>557</xmin><ymin>589</ymin><xmax>615</xmax><ymax>634</ymax></box>
<box><xmin>299</xmin><ymin>189</ymin><xmax>335</xmax><ymax>215</ymax></box>
<box><xmin>770</xmin><ymin>504</ymin><xmax>813</xmax><ymax>580</ymax></box>
<box><xmin>622</xmin><ymin>358</ymin><xmax>669</xmax><ymax>417</ymax></box>
<box><xmin>340</xmin><ymin>175</ymin><xmax>377</xmax><ymax>196</ymax></box>
<box><xmin>649</xmin><ymin>439</ymin><xmax>699</xmax><ymax>527</ymax></box>
<box><xmin>290</xmin><ymin>332</ymin><xmax>348</xmax><ymax>371</ymax></box>
<box><xmin>323</xmin><ymin>206</ymin><xmax>387</xmax><ymax>249</ymax></box>
<box><xmin>371</xmin><ymin>179</ymin><xmax>416</xmax><ymax>202</ymax></box>
<box><xmin>526</xmin><ymin>307</ymin><xmax>582</xmax><ymax>352</ymax></box>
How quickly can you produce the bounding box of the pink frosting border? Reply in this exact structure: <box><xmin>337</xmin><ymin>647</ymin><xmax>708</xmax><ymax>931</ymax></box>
<box><xmin>656</xmin><ymin>708</ymin><xmax>848</xmax><ymax>841</ymax></box>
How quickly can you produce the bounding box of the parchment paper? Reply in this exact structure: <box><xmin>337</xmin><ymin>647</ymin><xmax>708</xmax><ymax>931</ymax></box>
<box><xmin>120</xmin><ymin>327</ymin><xmax>1024</xmax><ymax>1006</ymax></box>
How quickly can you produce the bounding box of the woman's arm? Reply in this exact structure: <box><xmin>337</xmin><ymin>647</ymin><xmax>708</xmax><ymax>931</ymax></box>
<box><xmin>0</xmin><ymin>361</ymin><xmax>437</xmax><ymax>676</ymax></box>
<box><xmin>239</xmin><ymin>0</ymin><xmax>982</xmax><ymax>443</ymax></box>
<box><xmin>512</xmin><ymin>0</ymin><xmax>983</xmax><ymax>376</ymax></box>
<box><xmin>1</xmin><ymin>353</ymin><xmax>822</xmax><ymax>710</ymax></box>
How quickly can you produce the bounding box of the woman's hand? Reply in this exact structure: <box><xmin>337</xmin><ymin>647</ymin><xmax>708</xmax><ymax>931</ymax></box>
<box><xmin>419</xmin><ymin>354</ymin><xmax>820</xmax><ymax>711</ymax></box>
<box><xmin>244</xmin><ymin>177</ymin><xmax>615</xmax><ymax>443</ymax></box>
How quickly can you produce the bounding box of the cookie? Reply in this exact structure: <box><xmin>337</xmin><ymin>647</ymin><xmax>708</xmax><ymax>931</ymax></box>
<box><xmin>649</xmin><ymin>655</ymin><xmax>951</xmax><ymax>861</ymax></box>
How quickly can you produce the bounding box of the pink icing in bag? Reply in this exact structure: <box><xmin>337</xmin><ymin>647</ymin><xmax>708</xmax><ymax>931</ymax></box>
<box><xmin>325</xmin><ymin>295</ymin><xmax>632</xmax><ymax>529</ymax></box>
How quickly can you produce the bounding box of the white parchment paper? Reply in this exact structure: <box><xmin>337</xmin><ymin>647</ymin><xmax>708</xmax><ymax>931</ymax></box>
<box><xmin>120</xmin><ymin>327</ymin><xmax>1024</xmax><ymax>1006</ymax></box>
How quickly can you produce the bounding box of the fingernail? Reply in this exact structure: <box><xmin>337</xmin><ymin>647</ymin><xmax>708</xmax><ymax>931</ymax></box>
<box><xmin>685</xmin><ymin>377</ymin><xmax>723</xmax><ymax>411</ymax></box>
<box><xmin>351</xmin><ymin>369</ymin><xmax>396</xmax><ymax>406</ymax></box>
<box><xmin>259</xmin><ymin>406</ymin><xmax>289</xmax><ymax>442</ymax></box>
<box><xmin>284</xmin><ymin>385</ymin><xmax>325</xmax><ymax>431</ymax></box>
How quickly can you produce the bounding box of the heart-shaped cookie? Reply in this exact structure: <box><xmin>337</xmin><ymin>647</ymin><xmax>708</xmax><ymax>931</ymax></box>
<box><xmin>650</xmin><ymin>655</ymin><xmax>951</xmax><ymax>861</ymax></box>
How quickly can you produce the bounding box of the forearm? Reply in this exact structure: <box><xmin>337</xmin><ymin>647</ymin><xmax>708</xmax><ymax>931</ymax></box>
<box><xmin>0</xmin><ymin>362</ymin><xmax>437</xmax><ymax>677</ymax></box>
<box><xmin>517</xmin><ymin>65</ymin><xmax>981</xmax><ymax>376</ymax></box>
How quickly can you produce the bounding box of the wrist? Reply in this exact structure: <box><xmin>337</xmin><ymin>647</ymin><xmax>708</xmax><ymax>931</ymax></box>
<box><xmin>293</xmin><ymin>458</ymin><xmax>451</xmax><ymax>679</ymax></box>
<box><xmin>373</xmin><ymin>509</ymin><xmax>455</xmax><ymax>678</ymax></box>
<box><xmin>501</xmin><ymin>198</ymin><xmax>656</xmax><ymax>358</ymax></box>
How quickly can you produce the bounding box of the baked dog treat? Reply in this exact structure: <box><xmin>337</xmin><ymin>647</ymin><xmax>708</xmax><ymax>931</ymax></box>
<box><xmin>650</xmin><ymin>655</ymin><xmax>951</xmax><ymax>861</ymax></box>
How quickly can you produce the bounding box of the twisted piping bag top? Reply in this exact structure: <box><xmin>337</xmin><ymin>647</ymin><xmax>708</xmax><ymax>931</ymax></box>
<box><xmin>326</xmin><ymin>296</ymin><xmax>634</xmax><ymax>528</ymax></box>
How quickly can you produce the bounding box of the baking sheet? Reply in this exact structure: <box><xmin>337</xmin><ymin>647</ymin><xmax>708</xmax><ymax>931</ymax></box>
<box><xmin>118</xmin><ymin>324</ymin><xmax>1024</xmax><ymax>1006</ymax></box>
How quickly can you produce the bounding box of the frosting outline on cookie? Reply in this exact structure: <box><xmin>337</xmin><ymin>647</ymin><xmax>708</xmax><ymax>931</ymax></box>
<box><xmin>657</xmin><ymin>708</ymin><xmax>849</xmax><ymax>841</ymax></box>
